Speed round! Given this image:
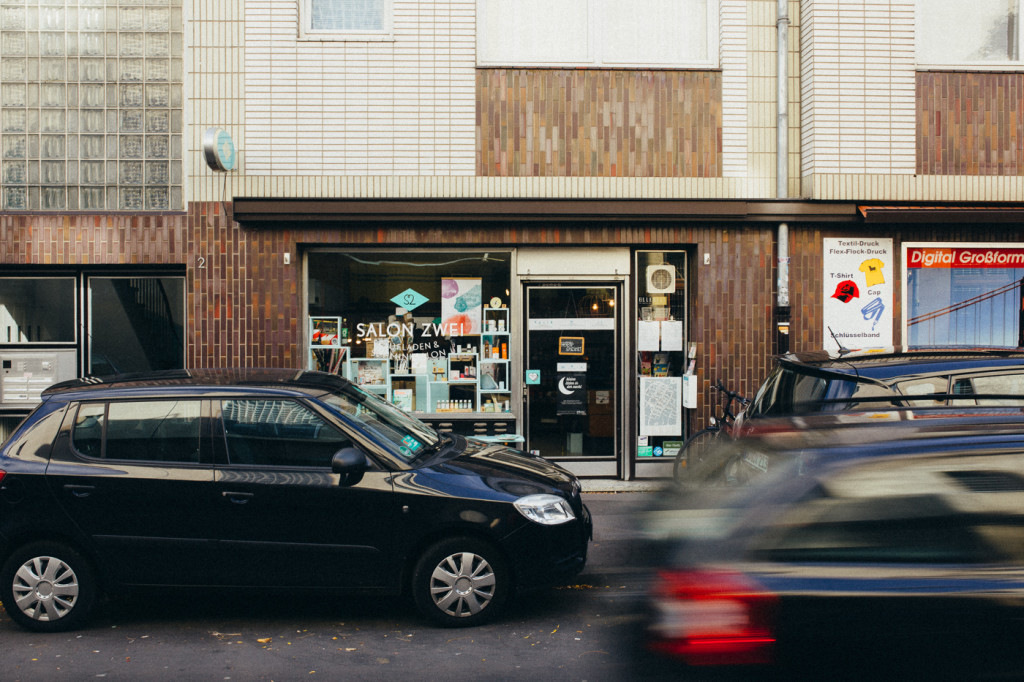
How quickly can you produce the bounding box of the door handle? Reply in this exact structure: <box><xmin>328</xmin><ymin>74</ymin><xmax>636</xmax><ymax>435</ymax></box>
<box><xmin>63</xmin><ymin>484</ymin><xmax>95</xmax><ymax>498</ymax></box>
<box><xmin>221</xmin><ymin>491</ymin><xmax>253</xmax><ymax>504</ymax></box>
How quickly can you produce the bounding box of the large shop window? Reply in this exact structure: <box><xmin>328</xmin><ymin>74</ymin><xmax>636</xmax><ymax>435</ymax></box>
<box><xmin>634</xmin><ymin>251</ymin><xmax>688</xmax><ymax>461</ymax></box>
<box><xmin>917</xmin><ymin>0</ymin><xmax>1023</xmax><ymax>66</ymax></box>
<box><xmin>0</xmin><ymin>278</ymin><xmax>76</xmax><ymax>344</ymax></box>
<box><xmin>307</xmin><ymin>251</ymin><xmax>513</xmax><ymax>415</ymax></box>
<box><xmin>88</xmin><ymin>277</ymin><xmax>185</xmax><ymax>375</ymax></box>
<box><xmin>477</xmin><ymin>0</ymin><xmax>717</xmax><ymax>68</ymax></box>
<box><xmin>0</xmin><ymin>273</ymin><xmax>185</xmax><ymax>409</ymax></box>
<box><xmin>905</xmin><ymin>243</ymin><xmax>1024</xmax><ymax>347</ymax></box>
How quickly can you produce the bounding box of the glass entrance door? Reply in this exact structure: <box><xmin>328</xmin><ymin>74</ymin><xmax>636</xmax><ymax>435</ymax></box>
<box><xmin>524</xmin><ymin>284</ymin><xmax>619</xmax><ymax>463</ymax></box>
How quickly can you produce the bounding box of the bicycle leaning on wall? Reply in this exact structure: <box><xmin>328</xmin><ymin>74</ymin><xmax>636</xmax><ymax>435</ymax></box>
<box><xmin>673</xmin><ymin>380</ymin><xmax>749</xmax><ymax>481</ymax></box>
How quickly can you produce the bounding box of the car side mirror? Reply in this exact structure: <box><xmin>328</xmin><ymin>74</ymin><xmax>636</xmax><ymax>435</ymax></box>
<box><xmin>332</xmin><ymin>447</ymin><xmax>367</xmax><ymax>487</ymax></box>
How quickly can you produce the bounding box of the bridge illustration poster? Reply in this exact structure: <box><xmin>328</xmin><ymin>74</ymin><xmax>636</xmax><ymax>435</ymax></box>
<box><xmin>905</xmin><ymin>244</ymin><xmax>1024</xmax><ymax>348</ymax></box>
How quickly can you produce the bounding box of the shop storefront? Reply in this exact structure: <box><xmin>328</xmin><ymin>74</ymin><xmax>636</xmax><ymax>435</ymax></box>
<box><xmin>302</xmin><ymin>246</ymin><xmax>690</xmax><ymax>479</ymax></box>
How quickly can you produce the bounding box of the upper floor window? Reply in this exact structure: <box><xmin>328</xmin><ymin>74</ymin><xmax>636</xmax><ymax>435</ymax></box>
<box><xmin>918</xmin><ymin>0</ymin><xmax>1022</xmax><ymax>66</ymax></box>
<box><xmin>301</xmin><ymin>0</ymin><xmax>394</xmax><ymax>41</ymax></box>
<box><xmin>477</xmin><ymin>0</ymin><xmax>717</xmax><ymax>68</ymax></box>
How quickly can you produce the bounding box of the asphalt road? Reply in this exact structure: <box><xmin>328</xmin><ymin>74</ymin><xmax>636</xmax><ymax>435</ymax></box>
<box><xmin>0</xmin><ymin>492</ymin><xmax>678</xmax><ymax>682</ymax></box>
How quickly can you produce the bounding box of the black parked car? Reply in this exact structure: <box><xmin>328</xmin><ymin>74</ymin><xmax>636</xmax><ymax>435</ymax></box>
<box><xmin>745</xmin><ymin>347</ymin><xmax>1024</xmax><ymax>417</ymax></box>
<box><xmin>641</xmin><ymin>412</ymin><xmax>1024</xmax><ymax>680</ymax></box>
<box><xmin>0</xmin><ymin>369</ymin><xmax>591</xmax><ymax>632</ymax></box>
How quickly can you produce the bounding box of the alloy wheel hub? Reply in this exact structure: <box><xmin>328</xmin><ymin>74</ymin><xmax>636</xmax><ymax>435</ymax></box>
<box><xmin>429</xmin><ymin>551</ymin><xmax>497</xmax><ymax>617</ymax></box>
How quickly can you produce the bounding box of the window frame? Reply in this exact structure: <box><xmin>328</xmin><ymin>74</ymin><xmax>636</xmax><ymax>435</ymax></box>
<box><xmin>476</xmin><ymin>0</ymin><xmax>720</xmax><ymax>69</ymax></box>
<box><xmin>85</xmin><ymin>274</ymin><xmax>186</xmax><ymax>375</ymax></box>
<box><xmin>916</xmin><ymin>0</ymin><xmax>1024</xmax><ymax>70</ymax></box>
<box><xmin>299</xmin><ymin>0</ymin><xmax>395</xmax><ymax>42</ymax></box>
<box><xmin>0</xmin><ymin>276</ymin><xmax>78</xmax><ymax>345</ymax></box>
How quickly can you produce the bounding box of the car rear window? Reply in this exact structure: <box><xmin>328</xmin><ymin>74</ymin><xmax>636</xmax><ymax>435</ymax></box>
<box><xmin>749</xmin><ymin>365</ymin><xmax>839</xmax><ymax>416</ymax></box>
<box><xmin>71</xmin><ymin>400</ymin><xmax>202</xmax><ymax>463</ymax></box>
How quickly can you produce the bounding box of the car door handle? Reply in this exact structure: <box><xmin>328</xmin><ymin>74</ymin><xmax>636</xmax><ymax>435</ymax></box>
<box><xmin>64</xmin><ymin>484</ymin><xmax>95</xmax><ymax>498</ymax></box>
<box><xmin>221</xmin><ymin>491</ymin><xmax>253</xmax><ymax>504</ymax></box>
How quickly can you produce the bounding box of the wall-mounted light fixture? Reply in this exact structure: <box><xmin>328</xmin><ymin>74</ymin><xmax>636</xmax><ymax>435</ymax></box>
<box><xmin>203</xmin><ymin>127</ymin><xmax>237</xmax><ymax>172</ymax></box>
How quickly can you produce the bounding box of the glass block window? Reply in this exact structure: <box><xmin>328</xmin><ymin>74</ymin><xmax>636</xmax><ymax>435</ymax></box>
<box><xmin>0</xmin><ymin>1</ymin><xmax>183</xmax><ymax>211</ymax></box>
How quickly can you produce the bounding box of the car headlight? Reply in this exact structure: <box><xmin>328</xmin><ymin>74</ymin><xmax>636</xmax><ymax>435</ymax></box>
<box><xmin>513</xmin><ymin>494</ymin><xmax>576</xmax><ymax>526</ymax></box>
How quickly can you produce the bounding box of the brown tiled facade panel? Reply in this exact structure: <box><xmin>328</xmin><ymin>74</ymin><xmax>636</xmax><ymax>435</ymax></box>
<box><xmin>3</xmin><ymin>207</ymin><xmax>1019</xmax><ymax>431</ymax></box>
<box><xmin>917</xmin><ymin>71</ymin><xmax>1024</xmax><ymax>175</ymax></box>
<box><xmin>476</xmin><ymin>69</ymin><xmax>723</xmax><ymax>177</ymax></box>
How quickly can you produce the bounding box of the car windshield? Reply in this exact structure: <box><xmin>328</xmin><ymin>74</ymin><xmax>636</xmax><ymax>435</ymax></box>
<box><xmin>320</xmin><ymin>384</ymin><xmax>440</xmax><ymax>461</ymax></box>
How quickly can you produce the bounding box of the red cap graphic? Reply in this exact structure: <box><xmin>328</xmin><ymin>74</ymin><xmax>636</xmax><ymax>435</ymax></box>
<box><xmin>831</xmin><ymin>280</ymin><xmax>860</xmax><ymax>303</ymax></box>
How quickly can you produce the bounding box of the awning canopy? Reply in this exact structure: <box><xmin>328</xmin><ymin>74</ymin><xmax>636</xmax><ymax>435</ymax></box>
<box><xmin>232</xmin><ymin>198</ymin><xmax>860</xmax><ymax>226</ymax></box>
<box><xmin>858</xmin><ymin>204</ymin><xmax>1024</xmax><ymax>223</ymax></box>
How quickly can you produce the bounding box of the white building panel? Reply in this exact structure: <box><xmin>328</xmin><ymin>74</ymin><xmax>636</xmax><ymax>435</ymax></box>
<box><xmin>801</xmin><ymin>0</ymin><xmax>916</xmax><ymax>178</ymax></box>
<box><xmin>244</xmin><ymin>0</ymin><xmax>478</xmax><ymax>176</ymax></box>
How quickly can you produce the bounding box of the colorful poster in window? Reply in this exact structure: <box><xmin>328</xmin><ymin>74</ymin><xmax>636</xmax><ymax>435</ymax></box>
<box><xmin>904</xmin><ymin>243</ymin><xmax>1024</xmax><ymax>348</ymax></box>
<box><xmin>823</xmin><ymin>238</ymin><xmax>893</xmax><ymax>352</ymax></box>
<box><xmin>441</xmin><ymin>278</ymin><xmax>482</xmax><ymax>336</ymax></box>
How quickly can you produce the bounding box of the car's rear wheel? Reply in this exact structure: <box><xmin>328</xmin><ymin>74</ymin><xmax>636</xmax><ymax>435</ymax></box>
<box><xmin>0</xmin><ymin>541</ymin><xmax>97</xmax><ymax>632</ymax></box>
<box><xmin>412</xmin><ymin>537</ymin><xmax>509</xmax><ymax>627</ymax></box>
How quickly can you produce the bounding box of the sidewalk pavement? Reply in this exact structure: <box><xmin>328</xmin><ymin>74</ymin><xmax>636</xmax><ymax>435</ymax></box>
<box><xmin>581</xmin><ymin>478</ymin><xmax>670</xmax><ymax>493</ymax></box>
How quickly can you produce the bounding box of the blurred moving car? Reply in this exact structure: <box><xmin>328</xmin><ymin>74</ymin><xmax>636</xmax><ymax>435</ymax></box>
<box><xmin>0</xmin><ymin>369</ymin><xmax>590</xmax><ymax>632</ymax></box>
<box><xmin>745</xmin><ymin>347</ymin><xmax>1024</xmax><ymax>418</ymax></box>
<box><xmin>643</xmin><ymin>411</ymin><xmax>1024</xmax><ymax>680</ymax></box>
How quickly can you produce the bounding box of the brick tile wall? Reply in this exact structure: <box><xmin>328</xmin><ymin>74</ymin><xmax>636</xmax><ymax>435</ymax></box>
<box><xmin>476</xmin><ymin>69</ymin><xmax>723</xmax><ymax>177</ymax></box>
<box><xmin>6</xmin><ymin>207</ymin><xmax>1018</xmax><ymax>429</ymax></box>
<box><xmin>917</xmin><ymin>72</ymin><xmax>1024</xmax><ymax>175</ymax></box>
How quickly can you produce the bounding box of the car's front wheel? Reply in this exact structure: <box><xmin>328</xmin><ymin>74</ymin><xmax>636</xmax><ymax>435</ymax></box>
<box><xmin>412</xmin><ymin>537</ymin><xmax>509</xmax><ymax>627</ymax></box>
<box><xmin>0</xmin><ymin>541</ymin><xmax>97</xmax><ymax>632</ymax></box>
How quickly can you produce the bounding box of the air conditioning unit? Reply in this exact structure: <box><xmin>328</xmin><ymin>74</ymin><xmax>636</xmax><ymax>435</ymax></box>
<box><xmin>646</xmin><ymin>264</ymin><xmax>676</xmax><ymax>294</ymax></box>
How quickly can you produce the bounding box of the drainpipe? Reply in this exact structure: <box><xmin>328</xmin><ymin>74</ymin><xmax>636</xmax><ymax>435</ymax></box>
<box><xmin>777</xmin><ymin>0</ymin><xmax>789</xmax><ymax>199</ymax></box>
<box><xmin>775</xmin><ymin>0</ymin><xmax>791</xmax><ymax>354</ymax></box>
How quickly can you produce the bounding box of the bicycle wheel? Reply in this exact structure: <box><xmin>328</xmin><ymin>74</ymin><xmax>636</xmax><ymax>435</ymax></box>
<box><xmin>673</xmin><ymin>427</ymin><xmax>719</xmax><ymax>482</ymax></box>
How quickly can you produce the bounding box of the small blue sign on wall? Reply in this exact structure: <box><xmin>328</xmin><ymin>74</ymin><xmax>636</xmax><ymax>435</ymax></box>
<box><xmin>525</xmin><ymin>369</ymin><xmax>541</xmax><ymax>385</ymax></box>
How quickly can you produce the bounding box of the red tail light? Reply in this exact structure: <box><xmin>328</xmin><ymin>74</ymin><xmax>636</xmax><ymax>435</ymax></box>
<box><xmin>649</xmin><ymin>569</ymin><xmax>777</xmax><ymax>666</ymax></box>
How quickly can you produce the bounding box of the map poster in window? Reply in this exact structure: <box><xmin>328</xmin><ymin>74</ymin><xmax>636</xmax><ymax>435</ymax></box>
<box><xmin>640</xmin><ymin>377</ymin><xmax>682</xmax><ymax>436</ymax></box>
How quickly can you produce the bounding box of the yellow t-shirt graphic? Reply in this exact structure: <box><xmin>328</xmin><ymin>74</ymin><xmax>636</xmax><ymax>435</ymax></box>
<box><xmin>859</xmin><ymin>258</ymin><xmax>885</xmax><ymax>287</ymax></box>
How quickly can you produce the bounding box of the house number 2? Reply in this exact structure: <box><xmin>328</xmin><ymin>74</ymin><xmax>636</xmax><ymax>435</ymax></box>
<box><xmin>197</xmin><ymin>256</ymin><xmax>206</xmax><ymax>269</ymax></box>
